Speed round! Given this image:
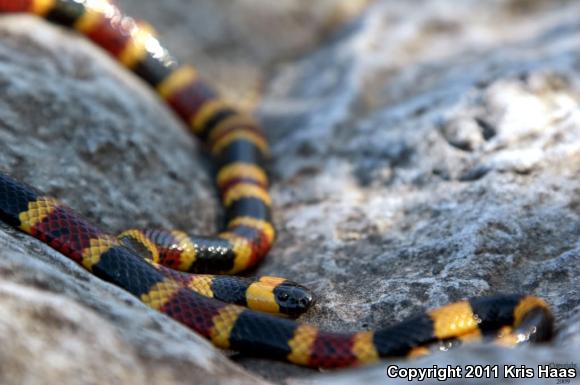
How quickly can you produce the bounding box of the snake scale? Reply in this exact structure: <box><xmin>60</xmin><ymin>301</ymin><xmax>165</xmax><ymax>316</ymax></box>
<box><xmin>0</xmin><ymin>0</ymin><xmax>554</xmax><ymax>368</ymax></box>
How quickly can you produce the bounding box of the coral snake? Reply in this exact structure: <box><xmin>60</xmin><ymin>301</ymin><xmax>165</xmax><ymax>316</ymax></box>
<box><xmin>0</xmin><ymin>0</ymin><xmax>554</xmax><ymax>368</ymax></box>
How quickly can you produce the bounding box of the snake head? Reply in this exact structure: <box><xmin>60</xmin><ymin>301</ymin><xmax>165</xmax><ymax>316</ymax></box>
<box><xmin>274</xmin><ymin>281</ymin><xmax>315</xmax><ymax>317</ymax></box>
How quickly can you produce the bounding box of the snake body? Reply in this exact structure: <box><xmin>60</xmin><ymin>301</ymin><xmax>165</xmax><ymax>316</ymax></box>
<box><xmin>0</xmin><ymin>0</ymin><xmax>554</xmax><ymax>368</ymax></box>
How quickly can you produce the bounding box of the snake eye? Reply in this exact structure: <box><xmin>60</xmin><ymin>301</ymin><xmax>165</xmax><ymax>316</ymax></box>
<box><xmin>277</xmin><ymin>291</ymin><xmax>289</xmax><ymax>301</ymax></box>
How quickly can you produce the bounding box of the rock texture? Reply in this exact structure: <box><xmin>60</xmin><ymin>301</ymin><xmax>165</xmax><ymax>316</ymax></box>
<box><xmin>117</xmin><ymin>0</ymin><xmax>371</xmax><ymax>107</ymax></box>
<box><xmin>0</xmin><ymin>15</ymin><xmax>267</xmax><ymax>385</ymax></box>
<box><xmin>1</xmin><ymin>0</ymin><xmax>580</xmax><ymax>384</ymax></box>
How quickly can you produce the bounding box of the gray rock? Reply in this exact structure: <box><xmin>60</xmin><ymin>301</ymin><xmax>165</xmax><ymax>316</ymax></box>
<box><xmin>115</xmin><ymin>0</ymin><xmax>370</xmax><ymax>107</ymax></box>
<box><xmin>248</xmin><ymin>0</ymin><xmax>580</xmax><ymax>382</ymax></box>
<box><xmin>0</xmin><ymin>16</ymin><xmax>266</xmax><ymax>385</ymax></box>
<box><xmin>1</xmin><ymin>0</ymin><xmax>580</xmax><ymax>384</ymax></box>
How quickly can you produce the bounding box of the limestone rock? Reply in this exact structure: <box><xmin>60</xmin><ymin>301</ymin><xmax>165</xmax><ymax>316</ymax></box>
<box><xmin>0</xmin><ymin>16</ymin><xmax>266</xmax><ymax>385</ymax></box>
<box><xmin>246</xmin><ymin>0</ymin><xmax>580</xmax><ymax>382</ymax></box>
<box><xmin>116</xmin><ymin>0</ymin><xmax>371</xmax><ymax>107</ymax></box>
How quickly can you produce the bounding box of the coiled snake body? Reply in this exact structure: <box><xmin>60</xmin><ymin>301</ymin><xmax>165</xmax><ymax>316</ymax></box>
<box><xmin>0</xmin><ymin>0</ymin><xmax>553</xmax><ymax>368</ymax></box>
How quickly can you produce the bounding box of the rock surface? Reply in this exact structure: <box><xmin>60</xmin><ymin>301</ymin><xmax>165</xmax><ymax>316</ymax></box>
<box><xmin>1</xmin><ymin>0</ymin><xmax>580</xmax><ymax>384</ymax></box>
<box><xmin>117</xmin><ymin>0</ymin><xmax>371</xmax><ymax>107</ymax></box>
